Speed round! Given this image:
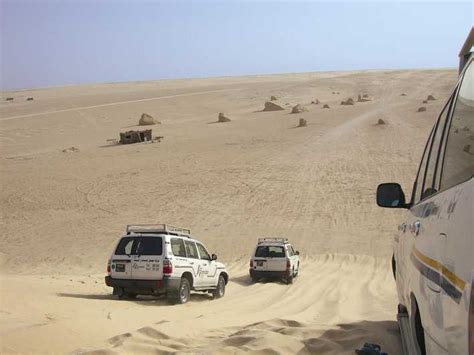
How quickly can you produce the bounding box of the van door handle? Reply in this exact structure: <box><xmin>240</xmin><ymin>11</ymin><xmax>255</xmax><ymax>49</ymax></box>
<box><xmin>411</xmin><ymin>221</ymin><xmax>421</xmax><ymax>236</ymax></box>
<box><xmin>398</xmin><ymin>223</ymin><xmax>406</xmax><ymax>233</ymax></box>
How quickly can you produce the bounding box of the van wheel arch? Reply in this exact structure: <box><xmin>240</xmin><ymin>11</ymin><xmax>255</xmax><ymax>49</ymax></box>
<box><xmin>392</xmin><ymin>254</ymin><xmax>396</xmax><ymax>280</ymax></box>
<box><xmin>410</xmin><ymin>294</ymin><xmax>426</xmax><ymax>355</ymax></box>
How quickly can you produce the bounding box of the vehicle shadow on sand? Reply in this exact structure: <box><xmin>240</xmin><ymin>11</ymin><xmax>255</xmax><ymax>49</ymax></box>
<box><xmin>57</xmin><ymin>292</ymin><xmax>213</xmax><ymax>305</ymax></box>
<box><xmin>231</xmin><ymin>275</ymin><xmax>290</xmax><ymax>286</ymax></box>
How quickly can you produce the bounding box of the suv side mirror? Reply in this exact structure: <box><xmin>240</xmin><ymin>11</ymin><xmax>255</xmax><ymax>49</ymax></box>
<box><xmin>295</xmin><ymin>251</ymin><xmax>300</xmax><ymax>255</ymax></box>
<box><xmin>376</xmin><ymin>183</ymin><xmax>408</xmax><ymax>208</ymax></box>
<box><xmin>211</xmin><ymin>254</ymin><xmax>217</xmax><ymax>261</ymax></box>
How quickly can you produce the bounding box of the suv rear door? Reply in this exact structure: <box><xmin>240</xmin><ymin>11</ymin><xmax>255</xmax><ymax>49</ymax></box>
<box><xmin>255</xmin><ymin>245</ymin><xmax>287</xmax><ymax>271</ymax></box>
<box><xmin>111</xmin><ymin>236</ymin><xmax>134</xmax><ymax>279</ymax></box>
<box><xmin>130</xmin><ymin>236</ymin><xmax>164</xmax><ymax>280</ymax></box>
<box><xmin>183</xmin><ymin>239</ymin><xmax>202</xmax><ymax>287</ymax></box>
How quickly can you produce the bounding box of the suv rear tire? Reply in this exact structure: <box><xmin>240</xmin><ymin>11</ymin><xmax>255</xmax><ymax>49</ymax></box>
<box><xmin>168</xmin><ymin>278</ymin><xmax>191</xmax><ymax>304</ymax></box>
<box><xmin>212</xmin><ymin>275</ymin><xmax>226</xmax><ymax>299</ymax></box>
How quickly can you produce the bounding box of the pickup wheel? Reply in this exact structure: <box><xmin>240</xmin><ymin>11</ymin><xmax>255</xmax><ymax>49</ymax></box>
<box><xmin>286</xmin><ymin>271</ymin><xmax>294</xmax><ymax>285</ymax></box>
<box><xmin>212</xmin><ymin>275</ymin><xmax>226</xmax><ymax>299</ymax></box>
<box><xmin>170</xmin><ymin>278</ymin><xmax>191</xmax><ymax>304</ymax></box>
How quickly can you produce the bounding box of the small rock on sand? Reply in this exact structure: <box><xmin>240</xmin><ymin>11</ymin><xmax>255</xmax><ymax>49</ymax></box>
<box><xmin>377</xmin><ymin>119</ymin><xmax>386</xmax><ymax>125</ymax></box>
<box><xmin>218</xmin><ymin>113</ymin><xmax>231</xmax><ymax>122</ymax></box>
<box><xmin>357</xmin><ymin>94</ymin><xmax>373</xmax><ymax>102</ymax></box>
<box><xmin>400</xmin><ymin>93</ymin><xmax>407</xmax><ymax>96</ymax></box>
<box><xmin>26</xmin><ymin>97</ymin><xmax>34</xmax><ymax>101</ymax></box>
<box><xmin>291</xmin><ymin>104</ymin><xmax>307</xmax><ymax>114</ymax></box>
<box><xmin>427</xmin><ymin>95</ymin><xmax>436</xmax><ymax>101</ymax></box>
<box><xmin>270</xmin><ymin>95</ymin><xmax>278</xmax><ymax>101</ymax></box>
<box><xmin>417</xmin><ymin>107</ymin><xmax>427</xmax><ymax>112</ymax></box>
<box><xmin>298</xmin><ymin>118</ymin><xmax>307</xmax><ymax>127</ymax></box>
<box><xmin>323</xmin><ymin>104</ymin><xmax>330</xmax><ymax>109</ymax></box>
<box><xmin>463</xmin><ymin>144</ymin><xmax>472</xmax><ymax>154</ymax></box>
<box><xmin>422</xmin><ymin>100</ymin><xmax>428</xmax><ymax>104</ymax></box>
<box><xmin>139</xmin><ymin>113</ymin><xmax>160</xmax><ymax>126</ymax></box>
<box><xmin>263</xmin><ymin>101</ymin><xmax>285</xmax><ymax>111</ymax></box>
<box><xmin>341</xmin><ymin>98</ymin><xmax>354</xmax><ymax>106</ymax></box>
<box><xmin>62</xmin><ymin>147</ymin><xmax>80</xmax><ymax>153</ymax></box>
<box><xmin>311</xmin><ymin>99</ymin><xmax>320</xmax><ymax>105</ymax></box>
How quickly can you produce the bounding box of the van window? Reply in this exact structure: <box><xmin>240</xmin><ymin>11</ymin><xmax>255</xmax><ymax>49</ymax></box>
<box><xmin>184</xmin><ymin>240</ymin><xmax>199</xmax><ymax>259</ymax></box>
<box><xmin>255</xmin><ymin>246</ymin><xmax>285</xmax><ymax>258</ymax></box>
<box><xmin>196</xmin><ymin>243</ymin><xmax>210</xmax><ymax>260</ymax></box>
<box><xmin>440</xmin><ymin>61</ymin><xmax>474</xmax><ymax>190</ymax></box>
<box><xmin>421</xmin><ymin>102</ymin><xmax>452</xmax><ymax>199</ymax></box>
<box><xmin>171</xmin><ymin>238</ymin><xmax>186</xmax><ymax>257</ymax></box>
<box><xmin>412</xmin><ymin>128</ymin><xmax>434</xmax><ymax>204</ymax></box>
<box><xmin>115</xmin><ymin>236</ymin><xmax>162</xmax><ymax>256</ymax></box>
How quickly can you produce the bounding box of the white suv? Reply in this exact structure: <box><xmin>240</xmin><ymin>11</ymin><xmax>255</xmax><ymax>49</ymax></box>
<box><xmin>105</xmin><ymin>224</ymin><xmax>229</xmax><ymax>304</ymax></box>
<box><xmin>249</xmin><ymin>238</ymin><xmax>300</xmax><ymax>284</ymax></box>
<box><xmin>376</xmin><ymin>55</ymin><xmax>473</xmax><ymax>354</ymax></box>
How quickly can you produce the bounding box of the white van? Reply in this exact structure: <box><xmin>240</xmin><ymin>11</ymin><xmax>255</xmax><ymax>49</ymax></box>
<box><xmin>105</xmin><ymin>224</ymin><xmax>229</xmax><ymax>304</ymax></box>
<box><xmin>376</xmin><ymin>55</ymin><xmax>473</xmax><ymax>353</ymax></box>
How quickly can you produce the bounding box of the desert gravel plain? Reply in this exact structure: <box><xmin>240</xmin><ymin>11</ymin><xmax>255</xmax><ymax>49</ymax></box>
<box><xmin>0</xmin><ymin>69</ymin><xmax>457</xmax><ymax>354</ymax></box>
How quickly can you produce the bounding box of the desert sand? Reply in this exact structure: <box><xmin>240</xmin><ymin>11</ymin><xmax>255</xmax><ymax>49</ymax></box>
<box><xmin>0</xmin><ymin>69</ymin><xmax>456</xmax><ymax>354</ymax></box>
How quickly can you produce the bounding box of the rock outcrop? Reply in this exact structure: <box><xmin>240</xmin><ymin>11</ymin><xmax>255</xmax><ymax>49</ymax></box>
<box><xmin>291</xmin><ymin>104</ymin><xmax>307</xmax><ymax>114</ymax></box>
<box><xmin>139</xmin><ymin>113</ymin><xmax>160</xmax><ymax>126</ymax></box>
<box><xmin>263</xmin><ymin>101</ymin><xmax>285</xmax><ymax>111</ymax></box>
<box><xmin>218</xmin><ymin>113</ymin><xmax>231</xmax><ymax>122</ymax></box>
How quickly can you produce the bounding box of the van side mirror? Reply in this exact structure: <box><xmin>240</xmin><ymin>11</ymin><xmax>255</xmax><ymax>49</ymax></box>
<box><xmin>211</xmin><ymin>254</ymin><xmax>217</xmax><ymax>261</ymax></box>
<box><xmin>376</xmin><ymin>183</ymin><xmax>408</xmax><ymax>208</ymax></box>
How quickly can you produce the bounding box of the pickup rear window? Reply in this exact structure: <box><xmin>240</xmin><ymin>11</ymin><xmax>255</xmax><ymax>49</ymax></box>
<box><xmin>255</xmin><ymin>245</ymin><xmax>286</xmax><ymax>258</ymax></box>
<box><xmin>115</xmin><ymin>236</ymin><xmax>163</xmax><ymax>256</ymax></box>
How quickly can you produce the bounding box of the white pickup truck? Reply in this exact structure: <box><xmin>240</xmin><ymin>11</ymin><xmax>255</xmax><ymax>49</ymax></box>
<box><xmin>249</xmin><ymin>238</ymin><xmax>300</xmax><ymax>284</ymax></box>
<box><xmin>105</xmin><ymin>224</ymin><xmax>229</xmax><ymax>304</ymax></box>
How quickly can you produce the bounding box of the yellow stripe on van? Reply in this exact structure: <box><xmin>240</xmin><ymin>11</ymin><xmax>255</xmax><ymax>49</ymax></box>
<box><xmin>412</xmin><ymin>248</ymin><xmax>466</xmax><ymax>291</ymax></box>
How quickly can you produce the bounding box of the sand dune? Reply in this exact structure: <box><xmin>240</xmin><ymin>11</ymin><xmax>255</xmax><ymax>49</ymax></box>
<box><xmin>0</xmin><ymin>69</ymin><xmax>456</xmax><ymax>353</ymax></box>
<box><xmin>1</xmin><ymin>255</ymin><xmax>400</xmax><ymax>354</ymax></box>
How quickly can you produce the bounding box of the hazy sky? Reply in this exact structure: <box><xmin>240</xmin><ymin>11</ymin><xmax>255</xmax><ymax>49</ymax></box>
<box><xmin>1</xmin><ymin>1</ymin><xmax>473</xmax><ymax>90</ymax></box>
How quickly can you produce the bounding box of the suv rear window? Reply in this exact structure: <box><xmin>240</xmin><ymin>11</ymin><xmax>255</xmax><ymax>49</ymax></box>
<box><xmin>115</xmin><ymin>236</ymin><xmax>163</xmax><ymax>256</ymax></box>
<box><xmin>255</xmin><ymin>245</ymin><xmax>286</xmax><ymax>258</ymax></box>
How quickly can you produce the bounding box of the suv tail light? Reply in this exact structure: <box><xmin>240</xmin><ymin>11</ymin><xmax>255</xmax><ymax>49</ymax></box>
<box><xmin>249</xmin><ymin>260</ymin><xmax>253</xmax><ymax>268</ymax></box>
<box><xmin>286</xmin><ymin>259</ymin><xmax>291</xmax><ymax>270</ymax></box>
<box><xmin>469</xmin><ymin>280</ymin><xmax>473</xmax><ymax>354</ymax></box>
<box><xmin>107</xmin><ymin>262</ymin><xmax>111</xmax><ymax>273</ymax></box>
<box><xmin>163</xmin><ymin>260</ymin><xmax>173</xmax><ymax>275</ymax></box>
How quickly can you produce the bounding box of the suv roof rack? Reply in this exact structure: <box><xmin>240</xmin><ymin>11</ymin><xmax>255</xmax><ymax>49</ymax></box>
<box><xmin>258</xmin><ymin>237</ymin><xmax>288</xmax><ymax>244</ymax></box>
<box><xmin>126</xmin><ymin>224</ymin><xmax>191</xmax><ymax>238</ymax></box>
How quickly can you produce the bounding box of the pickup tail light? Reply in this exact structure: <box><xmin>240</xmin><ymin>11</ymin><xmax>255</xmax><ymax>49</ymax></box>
<box><xmin>107</xmin><ymin>262</ymin><xmax>111</xmax><ymax>273</ymax></box>
<box><xmin>286</xmin><ymin>259</ymin><xmax>291</xmax><ymax>270</ymax></box>
<box><xmin>249</xmin><ymin>260</ymin><xmax>253</xmax><ymax>268</ymax></box>
<box><xmin>163</xmin><ymin>260</ymin><xmax>173</xmax><ymax>275</ymax></box>
<box><xmin>469</xmin><ymin>280</ymin><xmax>473</xmax><ymax>354</ymax></box>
